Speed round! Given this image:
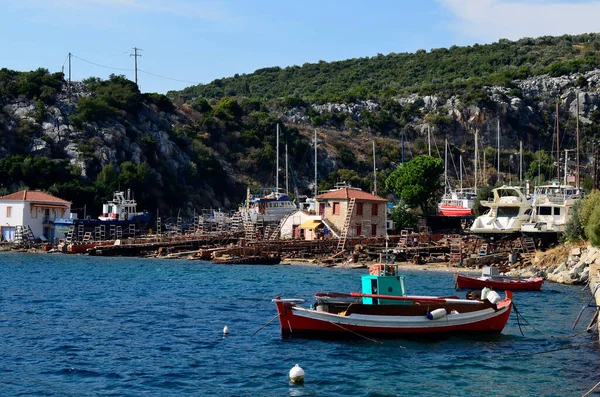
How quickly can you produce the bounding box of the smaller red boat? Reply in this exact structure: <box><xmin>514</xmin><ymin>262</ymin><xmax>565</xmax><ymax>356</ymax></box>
<box><xmin>272</xmin><ymin>264</ymin><xmax>513</xmax><ymax>338</ymax></box>
<box><xmin>455</xmin><ymin>273</ymin><xmax>544</xmax><ymax>291</ymax></box>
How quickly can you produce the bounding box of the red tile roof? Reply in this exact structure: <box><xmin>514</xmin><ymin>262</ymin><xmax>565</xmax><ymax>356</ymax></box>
<box><xmin>0</xmin><ymin>190</ymin><xmax>71</xmax><ymax>205</ymax></box>
<box><xmin>316</xmin><ymin>187</ymin><xmax>387</xmax><ymax>202</ymax></box>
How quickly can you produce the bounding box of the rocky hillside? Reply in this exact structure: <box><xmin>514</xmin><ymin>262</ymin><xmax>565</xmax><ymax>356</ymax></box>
<box><xmin>3</xmin><ymin>34</ymin><xmax>600</xmax><ymax>217</ymax></box>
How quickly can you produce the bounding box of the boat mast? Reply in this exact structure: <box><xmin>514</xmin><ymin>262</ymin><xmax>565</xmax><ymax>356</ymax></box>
<box><xmin>564</xmin><ymin>149</ymin><xmax>568</xmax><ymax>186</ymax></box>
<box><xmin>556</xmin><ymin>101</ymin><xmax>560</xmax><ymax>185</ymax></box>
<box><xmin>459</xmin><ymin>155</ymin><xmax>463</xmax><ymax>191</ymax></box>
<box><xmin>372</xmin><ymin>140</ymin><xmax>377</xmax><ymax>195</ymax></box>
<box><xmin>497</xmin><ymin>120</ymin><xmax>500</xmax><ymax>185</ymax></box>
<box><xmin>428</xmin><ymin>125</ymin><xmax>431</xmax><ymax>156</ymax></box>
<box><xmin>444</xmin><ymin>139</ymin><xmax>448</xmax><ymax>195</ymax></box>
<box><xmin>474</xmin><ymin>129</ymin><xmax>478</xmax><ymax>192</ymax></box>
<box><xmin>314</xmin><ymin>129</ymin><xmax>318</xmax><ymax>198</ymax></box>
<box><xmin>276</xmin><ymin>123</ymin><xmax>280</xmax><ymax>192</ymax></box>
<box><xmin>285</xmin><ymin>143</ymin><xmax>289</xmax><ymax>195</ymax></box>
<box><xmin>519</xmin><ymin>140</ymin><xmax>523</xmax><ymax>184</ymax></box>
<box><xmin>576</xmin><ymin>92</ymin><xmax>580</xmax><ymax>190</ymax></box>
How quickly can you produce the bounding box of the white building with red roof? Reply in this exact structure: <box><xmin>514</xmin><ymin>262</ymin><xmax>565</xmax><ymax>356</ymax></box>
<box><xmin>315</xmin><ymin>186</ymin><xmax>387</xmax><ymax>238</ymax></box>
<box><xmin>0</xmin><ymin>190</ymin><xmax>71</xmax><ymax>242</ymax></box>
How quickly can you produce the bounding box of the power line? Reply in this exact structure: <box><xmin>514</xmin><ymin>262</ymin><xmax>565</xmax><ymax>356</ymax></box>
<box><xmin>138</xmin><ymin>68</ymin><xmax>199</xmax><ymax>84</ymax></box>
<box><xmin>70</xmin><ymin>53</ymin><xmax>133</xmax><ymax>72</ymax></box>
<box><xmin>67</xmin><ymin>52</ymin><xmax>200</xmax><ymax>88</ymax></box>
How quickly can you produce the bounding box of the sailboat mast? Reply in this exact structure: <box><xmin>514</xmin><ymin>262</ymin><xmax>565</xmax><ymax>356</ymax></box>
<box><xmin>314</xmin><ymin>129</ymin><xmax>318</xmax><ymax>198</ymax></box>
<box><xmin>474</xmin><ymin>129</ymin><xmax>478</xmax><ymax>191</ymax></box>
<box><xmin>428</xmin><ymin>125</ymin><xmax>431</xmax><ymax>156</ymax></box>
<box><xmin>276</xmin><ymin>124</ymin><xmax>280</xmax><ymax>192</ymax></box>
<box><xmin>564</xmin><ymin>149</ymin><xmax>568</xmax><ymax>186</ymax></box>
<box><xmin>556</xmin><ymin>101</ymin><xmax>560</xmax><ymax>184</ymax></box>
<box><xmin>444</xmin><ymin>139</ymin><xmax>448</xmax><ymax>195</ymax></box>
<box><xmin>576</xmin><ymin>92</ymin><xmax>580</xmax><ymax>190</ymax></box>
<box><xmin>497</xmin><ymin>120</ymin><xmax>500</xmax><ymax>185</ymax></box>
<box><xmin>519</xmin><ymin>140</ymin><xmax>523</xmax><ymax>183</ymax></box>
<box><xmin>459</xmin><ymin>155</ymin><xmax>463</xmax><ymax>191</ymax></box>
<box><xmin>285</xmin><ymin>143</ymin><xmax>289</xmax><ymax>195</ymax></box>
<box><xmin>372</xmin><ymin>140</ymin><xmax>377</xmax><ymax>195</ymax></box>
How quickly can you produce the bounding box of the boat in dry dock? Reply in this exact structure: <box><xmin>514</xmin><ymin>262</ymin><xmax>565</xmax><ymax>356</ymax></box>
<box><xmin>272</xmin><ymin>264</ymin><xmax>513</xmax><ymax>338</ymax></box>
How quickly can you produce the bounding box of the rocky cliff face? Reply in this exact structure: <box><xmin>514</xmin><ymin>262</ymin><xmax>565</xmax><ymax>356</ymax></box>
<box><xmin>283</xmin><ymin>70</ymin><xmax>600</xmax><ymax>155</ymax></box>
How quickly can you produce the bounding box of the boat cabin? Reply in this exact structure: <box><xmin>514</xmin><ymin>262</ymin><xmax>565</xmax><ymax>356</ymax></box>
<box><xmin>361</xmin><ymin>265</ymin><xmax>407</xmax><ymax>305</ymax></box>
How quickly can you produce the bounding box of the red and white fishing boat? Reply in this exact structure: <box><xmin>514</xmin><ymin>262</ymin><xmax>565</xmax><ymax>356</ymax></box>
<box><xmin>272</xmin><ymin>265</ymin><xmax>513</xmax><ymax>338</ymax></box>
<box><xmin>455</xmin><ymin>273</ymin><xmax>543</xmax><ymax>291</ymax></box>
<box><xmin>439</xmin><ymin>189</ymin><xmax>476</xmax><ymax>217</ymax></box>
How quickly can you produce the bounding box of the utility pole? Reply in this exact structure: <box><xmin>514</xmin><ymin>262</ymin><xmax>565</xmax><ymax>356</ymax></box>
<box><xmin>130</xmin><ymin>47</ymin><xmax>142</xmax><ymax>87</ymax></box>
<box><xmin>68</xmin><ymin>52</ymin><xmax>72</xmax><ymax>102</ymax></box>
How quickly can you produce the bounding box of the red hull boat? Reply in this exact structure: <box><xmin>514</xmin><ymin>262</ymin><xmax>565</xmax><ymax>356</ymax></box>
<box><xmin>439</xmin><ymin>205</ymin><xmax>475</xmax><ymax>217</ymax></box>
<box><xmin>273</xmin><ymin>291</ymin><xmax>513</xmax><ymax>338</ymax></box>
<box><xmin>455</xmin><ymin>273</ymin><xmax>543</xmax><ymax>291</ymax></box>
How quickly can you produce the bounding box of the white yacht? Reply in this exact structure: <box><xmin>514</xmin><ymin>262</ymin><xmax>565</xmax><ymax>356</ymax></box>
<box><xmin>242</xmin><ymin>187</ymin><xmax>297</xmax><ymax>224</ymax></box>
<box><xmin>470</xmin><ymin>186</ymin><xmax>532</xmax><ymax>235</ymax></box>
<box><xmin>520</xmin><ymin>183</ymin><xmax>581</xmax><ymax>235</ymax></box>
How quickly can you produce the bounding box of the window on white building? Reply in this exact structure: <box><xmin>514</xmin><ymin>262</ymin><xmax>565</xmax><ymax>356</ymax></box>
<box><xmin>6</xmin><ymin>206</ymin><xmax>12</xmax><ymax>218</ymax></box>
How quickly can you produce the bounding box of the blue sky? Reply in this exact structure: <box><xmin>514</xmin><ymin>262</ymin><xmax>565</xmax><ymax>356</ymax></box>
<box><xmin>1</xmin><ymin>0</ymin><xmax>599</xmax><ymax>94</ymax></box>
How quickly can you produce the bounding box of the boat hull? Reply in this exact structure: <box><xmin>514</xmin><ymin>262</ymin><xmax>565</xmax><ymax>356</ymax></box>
<box><xmin>439</xmin><ymin>206</ymin><xmax>475</xmax><ymax>217</ymax></box>
<box><xmin>273</xmin><ymin>293</ymin><xmax>512</xmax><ymax>338</ymax></box>
<box><xmin>455</xmin><ymin>274</ymin><xmax>543</xmax><ymax>291</ymax></box>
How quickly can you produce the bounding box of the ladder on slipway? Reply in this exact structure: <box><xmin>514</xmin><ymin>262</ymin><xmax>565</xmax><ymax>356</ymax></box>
<box><xmin>269</xmin><ymin>212</ymin><xmax>292</xmax><ymax>240</ymax></box>
<box><xmin>337</xmin><ymin>198</ymin><xmax>356</xmax><ymax>252</ymax></box>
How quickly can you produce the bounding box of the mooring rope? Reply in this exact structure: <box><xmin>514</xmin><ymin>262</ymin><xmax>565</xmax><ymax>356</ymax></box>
<box><xmin>581</xmin><ymin>380</ymin><xmax>600</xmax><ymax>397</ymax></box>
<box><xmin>487</xmin><ymin>340</ymin><xmax>597</xmax><ymax>359</ymax></box>
<box><xmin>513</xmin><ymin>303</ymin><xmax>594</xmax><ymax>339</ymax></box>
<box><xmin>253</xmin><ymin>312</ymin><xmax>282</xmax><ymax>335</ymax></box>
<box><xmin>326</xmin><ymin>320</ymin><xmax>397</xmax><ymax>346</ymax></box>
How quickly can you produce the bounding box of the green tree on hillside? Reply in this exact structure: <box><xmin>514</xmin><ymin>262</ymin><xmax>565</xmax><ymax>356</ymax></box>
<box><xmin>385</xmin><ymin>155</ymin><xmax>444</xmax><ymax>215</ymax></box>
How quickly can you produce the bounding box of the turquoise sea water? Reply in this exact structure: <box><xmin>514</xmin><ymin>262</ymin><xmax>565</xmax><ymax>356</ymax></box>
<box><xmin>0</xmin><ymin>252</ymin><xmax>599</xmax><ymax>396</ymax></box>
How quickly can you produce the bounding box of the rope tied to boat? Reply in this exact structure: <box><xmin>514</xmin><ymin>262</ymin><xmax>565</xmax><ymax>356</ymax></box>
<box><xmin>253</xmin><ymin>312</ymin><xmax>282</xmax><ymax>335</ymax></box>
<box><xmin>513</xmin><ymin>303</ymin><xmax>595</xmax><ymax>340</ymax></box>
<box><xmin>325</xmin><ymin>320</ymin><xmax>396</xmax><ymax>346</ymax></box>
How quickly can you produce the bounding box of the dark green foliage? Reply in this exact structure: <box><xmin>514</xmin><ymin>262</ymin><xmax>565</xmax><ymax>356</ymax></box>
<box><xmin>0</xmin><ymin>68</ymin><xmax>63</xmax><ymax>104</ymax></box>
<box><xmin>585</xmin><ymin>205</ymin><xmax>600</xmax><ymax>248</ymax></box>
<box><xmin>565</xmin><ymin>198</ymin><xmax>584</xmax><ymax>242</ymax></box>
<box><xmin>473</xmin><ymin>186</ymin><xmax>493</xmax><ymax>216</ymax></box>
<box><xmin>144</xmin><ymin>93</ymin><xmax>175</xmax><ymax>112</ymax></box>
<box><xmin>385</xmin><ymin>155</ymin><xmax>444</xmax><ymax>215</ymax></box>
<box><xmin>72</xmin><ymin>74</ymin><xmax>142</xmax><ymax>124</ymax></box>
<box><xmin>390</xmin><ymin>204</ymin><xmax>418</xmax><ymax>231</ymax></box>
<box><xmin>0</xmin><ymin>155</ymin><xmax>73</xmax><ymax>190</ymax></box>
<box><xmin>171</xmin><ymin>33</ymin><xmax>600</xmax><ymax>103</ymax></box>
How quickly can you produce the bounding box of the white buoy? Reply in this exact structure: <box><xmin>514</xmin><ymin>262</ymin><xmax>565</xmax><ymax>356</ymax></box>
<box><xmin>223</xmin><ymin>325</ymin><xmax>229</xmax><ymax>335</ymax></box>
<box><xmin>289</xmin><ymin>364</ymin><xmax>305</xmax><ymax>384</ymax></box>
